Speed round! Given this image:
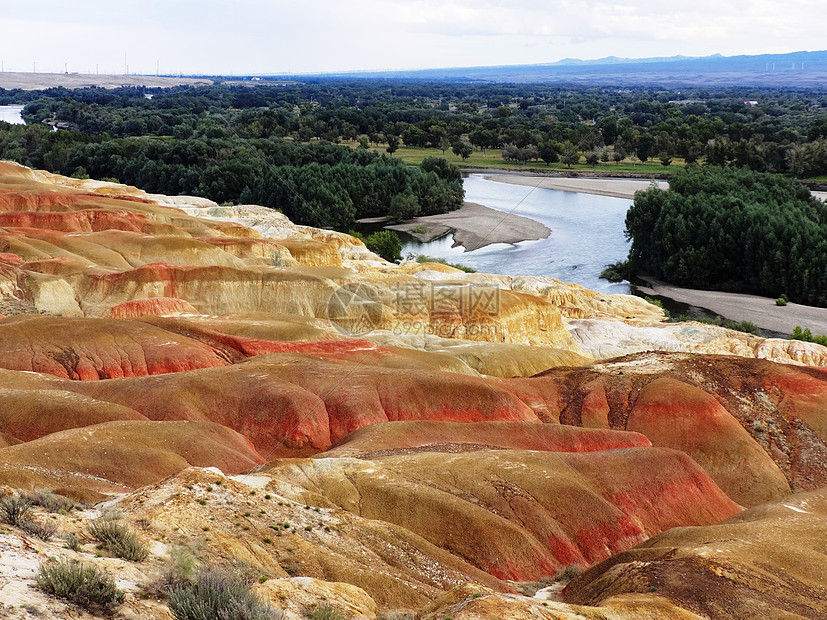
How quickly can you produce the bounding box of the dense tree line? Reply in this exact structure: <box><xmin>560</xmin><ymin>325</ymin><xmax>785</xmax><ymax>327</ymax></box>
<box><xmin>0</xmin><ymin>123</ymin><xmax>462</xmax><ymax>229</ymax></box>
<box><xmin>3</xmin><ymin>81</ymin><xmax>826</xmax><ymax>175</ymax></box>
<box><xmin>625</xmin><ymin>166</ymin><xmax>827</xmax><ymax>306</ymax></box>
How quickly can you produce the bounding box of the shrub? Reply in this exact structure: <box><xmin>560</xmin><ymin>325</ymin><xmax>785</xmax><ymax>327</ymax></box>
<box><xmin>599</xmin><ymin>260</ymin><xmax>632</xmax><ymax>283</ymax></box>
<box><xmin>167</xmin><ymin>568</ymin><xmax>280</xmax><ymax>620</ymax></box>
<box><xmin>643</xmin><ymin>296</ymin><xmax>669</xmax><ymax>318</ymax></box>
<box><xmin>414</xmin><ymin>254</ymin><xmax>476</xmax><ymax>273</ymax></box>
<box><xmin>20</xmin><ymin>518</ymin><xmax>57</xmax><ymax>541</ymax></box>
<box><xmin>554</xmin><ymin>564</ymin><xmax>583</xmax><ymax>581</ymax></box>
<box><xmin>364</xmin><ymin>230</ymin><xmax>402</xmax><ymax>262</ymax></box>
<box><xmin>27</xmin><ymin>488</ymin><xmax>76</xmax><ymax>513</ymax></box>
<box><xmin>791</xmin><ymin>325</ymin><xmax>827</xmax><ymax>346</ymax></box>
<box><xmin>776</xmin><ymin>297</ymin><xmax>788</xmax><ymax>306</ymax></box>
<box><xmin>0</xmin><ymin>494</ymin><xmax>32</xmax><ymax>527</ymax></box>
<box><xmin>310</xmin><ymin>604</ymin><xmax>344</xmax><ymax>620</ymax></box>
<box><xmin>36</xmin><ymin>559</ymin><xmax>124</xmax><ymax>610</ymax></box>
<box><xmin>87</xmin><ymin>515</ymin><xmax>149</xmax><ymax>562</ymax></box>
<box><xmin>63</xmin><ymin>532</ymin><xmax>83</xmax><ymax>552</ymax></box>
<box><xmin>672</xmin><ymin>315</ymin><xmax>761</xmax><ymax>336</ymax></box>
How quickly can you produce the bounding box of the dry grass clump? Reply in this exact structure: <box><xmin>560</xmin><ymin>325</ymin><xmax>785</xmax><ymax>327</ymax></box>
<box><xmin>26</xmin><ymin>488</ymin><xmax>78</xmax><ymax>513</ymax></box>
<box><xmin>36</xmin><ymin>558</ymin><xmax>124</xmax><ymax>610</ymax></box>
<box><xmin>87</xmin><ymin>513</ymin><xmax>149</xmax><ymax>562</ymax></box>
<box><xmin>0</xmin><ymin>493</ymin><xmax>58</xmax><ymax>540</ymax></box>
<box><xmin>167</xmin><ymin>567</ymin><xmax>281</xmax><ymax>620</ymax></box>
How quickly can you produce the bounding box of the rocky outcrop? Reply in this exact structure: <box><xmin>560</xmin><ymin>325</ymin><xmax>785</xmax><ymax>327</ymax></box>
<box><xmin>535</xmin><ymin>352</ymin><xmax>827</xmax><ymax>504</ymax></box>
<box><xmin>421</xmin><ymin>584</ymin><xmax>704</xmax><ymax>620</ymax></box>
<box><xmin>564</xmin><ymin>488</ymin><xmax>827</xmax><ymax>619</ymax></box>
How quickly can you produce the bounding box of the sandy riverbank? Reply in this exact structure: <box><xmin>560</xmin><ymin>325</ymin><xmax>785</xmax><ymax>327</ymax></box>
<box><xmin>483</xmin><ymin>172</ymin><xmax>827</xmax><ymax>203</ymax></box>
<box><xmin>637</xmin><ymin>277</ymin><xmax>827</xmax><ymax>336</ymax></box>
<box><xmin>482</xmin><ymin>174</ymin><xmax>668</xmax><ymax>199</ymax></box>
<box><xmin>386</xmin><ymin>201</ymin><xmax>550</xmax><ymax>251</ymax></box>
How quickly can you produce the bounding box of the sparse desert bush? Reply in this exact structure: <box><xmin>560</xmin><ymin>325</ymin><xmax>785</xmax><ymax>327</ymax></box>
<box><xmin>20</xmin><ymin>517</ymin><xmax>57</xmax><ymax>541</ymax></box>
<box><xmin>0</xmin><ymin>493</ymin><xmax>56</xmax><ymax>539</ymax></box>
<box><xmin>516</xmin><ymin>565</ymin><xmax>584</xmax><ymax>596</ymax></box>
<box><xmin>87</xmin><ymin>515</ymin><xmax>149</xmax><ymax>562</ymax></box>
<box><xmin>36</xmin><ymin>558</ymin><xmax>124</xmax><ymax>610</ymax></box>
<box><xmin>554</xmin><ymin>564</ymin><xmax>583</xmax><ymax>581</ymax></box>
<box><xmin>63</xmin><ymin>532</ymin><xmax>83</xmax><ymax>552</ymax></box>
<box><xmin>26</xmin><ymin>488</ymin><xmax>77</xmax><ymax>513</ymax></box>
<box><xmin>310</xmin><ymin>604</ymin><xmax>344</xmax><ymax>620</ymax></box>
<box><xmin>160</xmin><ymin>544</ymin><xmax>201</xmax><ymax>593</ymax></box>
<box><xmin>0</xmin><ymin>493</ymin><xmax>32</xmax><ymax>526</ymax></box>
<box><xmin>167</xmin><ymin>567</ymin><xmax>280</xmax><ymax>620</ymax></box>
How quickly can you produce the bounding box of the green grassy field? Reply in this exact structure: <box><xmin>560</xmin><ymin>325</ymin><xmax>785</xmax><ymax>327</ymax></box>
<box><xmin>351</xmin><ymin>142</ymin><xmax>686</xmax><ymax>175</ymax></box>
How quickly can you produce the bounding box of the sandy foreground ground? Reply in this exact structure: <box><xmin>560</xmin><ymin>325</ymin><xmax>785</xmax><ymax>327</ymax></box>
<box><xmin>483</xmin><ymin>174</ymin><xmax>668</xmax><ymax>199</ymax></box>
<box><xmin>386</xmin><ymin>201</ymin><xmax>550</xmax><ymax>251</ymax></box>
<box><xmin>0</xmin><ymin>72</ymin><xmax>213</xmax><ymax>90</ymax></box>
<box><xmin>637</xmin><ymin>277</ymin><xmax>827</xmax><ymax>335</ymax></box>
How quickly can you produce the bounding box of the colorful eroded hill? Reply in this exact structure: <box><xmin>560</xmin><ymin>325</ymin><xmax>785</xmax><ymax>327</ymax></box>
<box><xmin>0</xmin><ymin>161</ymin><xmax>825</xmax><ymax>619</ymax></box>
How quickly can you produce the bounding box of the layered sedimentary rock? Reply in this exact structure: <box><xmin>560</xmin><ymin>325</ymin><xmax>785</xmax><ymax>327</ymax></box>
<box><xmin>263</xmin><ymin>448</ymin><xmax>739</xmax><ymax>581</ymax></box>
<box><xmin>534</xmin><ymin>352</ymin><xmax>827</xmax><ymax>505</ymax></box>
<box><xmin>1</xmin><ymin>162</ymin><xmax>826</xmax><ymax>617</ymax></box>
<box><xmin>564</xmin><ymin>488</ymin><xmax>827</xmax><ymax>619</ymax></box>
<box><xmin>0</xmin><ymin>421</ymin><xmax>264</xmax><ymax>497</ymax></box>
<box><xmin>2</xmin><ymin>160</ymin><xmax>825</xmax><ymax>366</ymax></box>
<box><xmin>321</xmin><ymin>420</ymin><xmax>652</xmax><ymax>458</ymax></box>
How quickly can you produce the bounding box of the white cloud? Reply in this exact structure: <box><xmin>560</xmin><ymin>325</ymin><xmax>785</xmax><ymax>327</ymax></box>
<box><xmin>0</xmin><ymin>0</ymin><xmax>823</xmax><ymax>74</ymax></box>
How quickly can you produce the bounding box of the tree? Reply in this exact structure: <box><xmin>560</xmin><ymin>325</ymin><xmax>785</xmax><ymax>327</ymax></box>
<box><xmin>365</xmin><ymin>230</ymin><xmax>402</xmax><ymax>262</ymax></box>
<box><xmin>538</xmin><ymin>141</ymin><xmax>559</xmax><ymax>165</ymax></box>
<box><xmin>585</xmin><ymin>151</ymin><xmax>599</xmax><ymax>167</ymax></box>
<box><xmin>389</xmin><ymin>192</ymin><xmax>420</xmax><ymax>222</ymax></box>
<box><xmin>452</xmin><ymin>140</ymin><xmax>473</xmax><ymax>161</ymax></box>
<box><xmin>385</xmin><ymin>135</ymin><xmax>399</xmax><ymax>156</ymax></box>
<box><xmin>438</xmin><ymin>136</ymin><xmax>451</xmax><ymax>155</ymax></box>
<box><xmin>560</xmin><ymin>142</ymin><xmax>579</xmax><ymax>168</ymax></box>
<box><xmin>659</xmin><ymin>153</ymin><xmax>672</xmax><ymax>167</ymax></box>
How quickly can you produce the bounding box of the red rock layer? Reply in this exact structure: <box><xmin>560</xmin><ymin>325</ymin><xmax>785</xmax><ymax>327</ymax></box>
<box><xmin>322</xmin><ymin>420</ymin><xmax>652</xmax><ymax>459</ymax></box>
<box><xmin>265</xmin><ymin>447</ymin><xmax>740</xmax><ymax>581</ymax></box>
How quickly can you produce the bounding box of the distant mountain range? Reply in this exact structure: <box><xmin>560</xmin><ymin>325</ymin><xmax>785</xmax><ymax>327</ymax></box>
<box><xmin>282</xmin><ymin>50</ymin><xmax>827</xmax><ymax>87</ymax></box>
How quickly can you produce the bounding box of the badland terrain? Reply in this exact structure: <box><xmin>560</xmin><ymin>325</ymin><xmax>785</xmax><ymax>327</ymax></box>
<box><xmin>0</xmin><ymin>162</ymin><xmax>825</xmax><ymax>618</ymax></box>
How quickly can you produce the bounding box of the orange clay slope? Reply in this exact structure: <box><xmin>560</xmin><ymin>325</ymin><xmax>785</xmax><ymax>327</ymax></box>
<box><xmin>0</xmin><ymin>345</ymin><xmax>825</xmax><ymax>508</ymax></box>
<box><xmin>262</xmin><ymin>447</ymin><xmax>740</xmax><ymax>581</ymax></box>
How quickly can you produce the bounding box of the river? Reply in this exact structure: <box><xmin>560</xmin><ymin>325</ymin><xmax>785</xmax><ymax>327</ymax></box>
<box><xmin>0</xmin><ymin>105</ymin><xmax>25</xmax><ymax>125</ymax></box>
<box><xmin>402</xmin><ymin>174</ymin><xmax>633</xmax><ymax>295</ymax></box>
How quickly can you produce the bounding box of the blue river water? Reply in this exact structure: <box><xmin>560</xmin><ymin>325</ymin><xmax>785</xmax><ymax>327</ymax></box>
<box><xmin>0</xmin><ymin>105</ymin><xmax>25</xmax><ymax>125</ymax></box>
<box><xmin>402</xmin><ymin>174</ymin><xmax>633</xmax><ymax>294</ymax></box>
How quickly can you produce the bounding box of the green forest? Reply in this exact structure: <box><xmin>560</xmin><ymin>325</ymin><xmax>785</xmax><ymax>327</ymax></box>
<box><xmin>625</xmin><ymin>166</ymin><xmax>827</xmax><ymax>306</ymax></box>
<box><xmin>2</xmin><ymin>80</ymin><xmax>827</xmax><ymax>176</ymax></box>
<box><xmin>0</xmin><ymin>79</ymin><xmax>826</xmax><ymax>238</ymax></box>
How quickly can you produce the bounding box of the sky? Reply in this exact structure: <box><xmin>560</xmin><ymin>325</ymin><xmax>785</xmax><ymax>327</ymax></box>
<box><xmin>0</xmin><ymin>0</ymin><xmax>823</xmax><ymax>75</ymax></box>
